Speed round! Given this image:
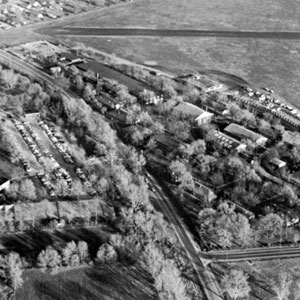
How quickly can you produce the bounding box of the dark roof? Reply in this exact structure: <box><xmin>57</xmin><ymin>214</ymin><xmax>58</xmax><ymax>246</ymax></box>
<box><xmin>105</xmin><ymin>109</ymin><xmax>129</xmax><ymax>124</ymax></box>
<box><xmin>77</xmin><ymin>61</ymin><xmax>156</xmax><ymax>95</ymax></box>
<box><xmin>153</xmin><ymin>133</ymin><xmax>181</xmax><ymax>154</ymax></box>
<box><xmin>59</xmin><ymin>52</ymin><xmax>81</xmax><ymax>62</ymax></box>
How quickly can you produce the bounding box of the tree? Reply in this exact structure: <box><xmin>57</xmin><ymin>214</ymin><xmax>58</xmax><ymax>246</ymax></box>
<box><xmin>169</xmin><ymin>160</ymin><xmax>188</xmax><ymax>183</ymax></box>
<box><xmin>179</xmin><ymin>172</ymin><xmax>195</xmax><ymax>194</ymax></box>
<box><xmin>217</xmin><ymin>228</ymin><xmax>233</xmax><ymax>248</ymax></box>
<box><xmin>235</xmin><ymin>214</ymin><xmax>253</xmax><ymax>247</ymax></box>
<box><xmin>77</xmin><ymin>241</ymin><xmax>89</xmax><ymax>263</ymax></box>
<box><xmin>258</xmin><ymin>213</ymin><xmax>283</xmax><ymax>243</ymax></box>
<box><xmin>74</xmin><ymin>75</ymin><xmax>84</xmax><ymax>93</ymax></box>
<box><xmin>19</xmin><ymin>179</ymin><xmax>36</xmax><ymax>201</ymax></box>
<box><xmin>6</xmin><ymin>252</ymin><xmax>23</xmax><ymax>291</ymax></box>
<box><xmin>270</xmin><ymin>272</ymin><xmax>293</xmax><ymax>300</ymax></box>
<box><xmin>1</xmin><ymin>69</ymin><xmax>18</xmax><ymax>90</ymax></box>
<box><xmin>61</xmin><ymin>241</ymin><xmax>77</xmax><ymax>266</ymax></box>
<box><xmin>221</xmin><ymin>268</ymin><xmax>251</xmax><ymax>300</ymax></box>
<box><xmin>228</xmin><ymin>103</ymin><xmax>242</xmax><ymax>120</ymax></box>
<box><xmin>37</xmin><ymin>246</ymin><xmax>61</xmax><ymax>269</ymax></box>
<box><xmin>82</xmin><ymin>83</ymin><xmax>94</xmax><ymax>101</ymax></box>
<box><xmin>96</xmin><ymin>243</ymin><xmax>117</xmax><ymax>263</ymax></box>
<box><xmin>241</xmin><ymin>109</ymin><xmax>256</xmax><ymax>127</ymax></box>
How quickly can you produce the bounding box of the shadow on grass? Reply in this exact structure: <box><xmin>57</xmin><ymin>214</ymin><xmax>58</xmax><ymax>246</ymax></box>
<box><xmin>0</xmin><ymin>227</ymin><xmax>112</xmax><ymax>260</ymax></box>
<box><xmin>17</xmin><ymin>264</ymin><xmax>158</xmax><ymax>300</ymax></box>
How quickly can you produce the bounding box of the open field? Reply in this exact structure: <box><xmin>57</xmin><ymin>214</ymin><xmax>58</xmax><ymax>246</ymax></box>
<box><xmin>16</xmin><ymin>263</ymin><xmax>158</xmax><ymax>300</ymax></box>
<box><xmin>56</xmin><ymin>35</ymin><xmax>300</xmax><ymax>107</ymax></box>
<box><xmin>50</xmin><ymin>0</ymin><xmax>300</xmax><ymax>31</ymax></box>
<box><xmin>27</xmin><ymin>0</ymin><xmax>300</xmax><ymax>108</ymax></box>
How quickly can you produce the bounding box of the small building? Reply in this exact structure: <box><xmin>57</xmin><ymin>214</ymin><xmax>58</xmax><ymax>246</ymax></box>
<box><xmin>176</xmin><ymin>74</ymin><xmax>223</xmax><ymax>93</ymax></box>
<box><xmin>58</xmin><ymin>52</ymin><xmax>84</xmax><ymax>66</ymax></box>
<box><xmin>173</xmin><ymin>102</ymin><xmax>214</xmax><ymax>125</ymax></box>
<box><xmin>269</xmin><ymin>158</ymin><xmax>286</xmax><ymax>169</ymax></box>
<box><xmin>224</xmin><ymin>123</ymin><xmax>268</xmax><ymax>146</ymax></box>
<box><xmin>153</xmin><ymin>133</ymin><xmax>181</xmax><ymax>156</ymax></box>
<box><xmin>194</xmin><ymin>180</ymin><xmax>217</xmax><ymax>203</ymax></box>
<box><xmin>0</xmin><ymin>178</ymin><xmax>10</xmax><ymax>192</ymax></box>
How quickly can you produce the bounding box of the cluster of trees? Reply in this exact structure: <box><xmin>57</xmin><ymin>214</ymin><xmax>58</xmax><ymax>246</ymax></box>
<box><xmin>0</xmin><ymin>252</ymin><xmax>24</xmax><ymax>300</ymax></box>
<box><xmin>169</xmin><ymin>160</ymin><xmax>194</xmax><ymax>192</ymax></box>
<box><xmin>7</xmin><ymin>179</ymin><xmax>37</xmax><ymax>202</ymax></box>
<box><xmin>0</xmin><ymin>65</ymin><xmax>49</xmax><ymax>114</ymax></box>
<box><xmin>37</xmin><ymin>241</ymin><xmax>90</xmax><ymax>269</ymax></box>
<box><xmin>0</xmin><ymin>125</ymin><xmax>21</xmax><ymax>164</ymax></box>
<box><xmin>198</xmin><ymin>202</ymin><xmax>254</xmax><ymax>248</ymax></box>
<box><xmin>143</xmin><ymin>243</ymin><xmax>190</xmax><ymax>300</ymax></box>
<box><xmin>108</xmin><ymin>62</ymin><xmax>178</xmax><ymax>100</ymax></box>
<box><xmin>221</xmin><ymin>268</ymin><xmax>251</xmax><ymax>300</ymax></box>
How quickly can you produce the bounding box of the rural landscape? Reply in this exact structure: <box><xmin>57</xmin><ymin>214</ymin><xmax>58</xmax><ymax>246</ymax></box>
<box><xmin>0</xmin><ymin>0</ymin><xmax>300</xmax><ymax>300</ymax></box>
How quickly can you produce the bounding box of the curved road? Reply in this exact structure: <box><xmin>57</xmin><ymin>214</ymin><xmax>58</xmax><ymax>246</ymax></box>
<box><xmin>41</xmin><ymin>26</ymin><xmax>300</xmax><ymax>40</ymax></box>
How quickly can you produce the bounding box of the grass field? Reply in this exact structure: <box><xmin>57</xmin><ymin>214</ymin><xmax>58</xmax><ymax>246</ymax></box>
<box><xmin>56</xmin><ymin>0</ymin><xmax>300</xmax><ymax>31</ymax></box>
<box><xmin>16</xmin><ymin>263</ymin><xmax>158</xmax><ymax>300</ymax></box>
<box><xmin>31</xmin><ymin>0</ymin><xmax>300</xmax><ymax>108</ymax></box>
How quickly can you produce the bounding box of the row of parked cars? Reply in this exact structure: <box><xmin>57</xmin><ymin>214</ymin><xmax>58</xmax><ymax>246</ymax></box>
<box><xmin>38</xmin><ymin>120</ymin><xmax>74</xmax><ymax>164</ymax></box>
<box><xmin>12</xmin><ymin>118</ymin><xmax>45</xmax><ymax>171</ymax></box>
<box><xmin>54</xmin><ymin>167</ymin><xmax>73</xmax><ymax>190</ymax></box>
<box><xmin>243</xmin><ymin>86</ymin><xmax>300</xmax><ymax>119</ymax></box>
<box><xmin>37</xmin><ymin>172</ymin><xmax>55</xmax><ymax>197</ymax></box>
<box><xmin>75</xmin><ymin>167</ymin><xmax>96</xmax><ymax>196</ymax></box>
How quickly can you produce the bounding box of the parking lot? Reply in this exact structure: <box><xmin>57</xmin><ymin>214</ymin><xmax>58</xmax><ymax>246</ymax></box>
<box><xmin>12</xmin><ymin>113</ymin><xmax>95</xmax><ymax>198</ymax></box>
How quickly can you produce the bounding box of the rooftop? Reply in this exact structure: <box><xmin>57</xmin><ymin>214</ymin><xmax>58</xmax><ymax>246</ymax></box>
<box><xmin>174</xmin><ymin>102</ymin><xmax>207</xmax><ymax>118</ymax></box>
<box><xmin>77</xmin><ymin>61</ymin><xmax>154</xmax><ymax>94</ymax></box>
<box><xmin>224</xmin><ymin>123</ymin><xmax>266</xmax><ymax>142</ymax></box>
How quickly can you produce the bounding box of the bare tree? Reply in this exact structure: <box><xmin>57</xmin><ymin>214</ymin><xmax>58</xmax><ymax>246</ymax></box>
<box><xmin>269</xmin><ymin>272</ymin><xmax>293</xmax><ymax>300</ymax></box>
<box><xmin>221</xmin><ymin>268</ymin><xmax>251</xmax><ymax>300</ymax></box>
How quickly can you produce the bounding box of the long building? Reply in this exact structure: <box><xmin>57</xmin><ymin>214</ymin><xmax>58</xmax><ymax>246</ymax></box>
<box><xmin>224</xmin><ymin>123</ymin><xmax>268</xmax><ymax>146</ymax></box>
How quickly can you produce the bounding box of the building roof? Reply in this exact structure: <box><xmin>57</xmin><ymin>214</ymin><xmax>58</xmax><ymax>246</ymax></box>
<box><xmin>224</xmin><ymin>123</ymin><xmax>267</xmax><ymax>142</ymax></box>
<box><xmin>194</xmin><ymin>180</ymin><xmax>216</xmax><ymax>202</ymax></box>
<box><xmin>177</xmin><ymin>74</ymin><xmax>220</xmax><ymax>89</ymax></box>
<box><xmin>195</xmin><ymin>111</ymin><xmax>214</xmax><ymax>121</ymax></box>
<box><xmin>77</xmin><ymin>61</ymin><xmax>154</xmax><ymax>95</ymax></box>
<box><xmin>211</xmin><ymin>130</ymin><xmax>243</xmax><ymax>150</ymax></box>
<box><xmin>174</xmin><ymin>102</ymin><xmax>207</xmax><ymax>118</ymax></box>
<box><xmin>269</xmin><ymin>158</ymin><xmax>286</xmax><ymax>168</ymax></box>
<box><xmin>59</xmin><ymin>52</ymin><xmax>81</xmax><ymax>62</ymax></box>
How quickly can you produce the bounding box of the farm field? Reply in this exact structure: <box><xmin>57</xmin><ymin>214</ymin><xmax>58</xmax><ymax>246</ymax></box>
<box><xmin>16</xmin><ymin>263</ymin><xmax>158</xmax><ymax>300</ymax></box>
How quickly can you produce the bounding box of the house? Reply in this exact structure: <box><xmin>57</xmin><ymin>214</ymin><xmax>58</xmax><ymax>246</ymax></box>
<box><xmin>153</xmin><ymin>133</ymin><xmax>181</xmax><ymax>156</ymax></box>
<box><xmin>173</xmin><ymin>102</ymin><xmax>214</xmax><ymax>125</ymax></box>
<box><xmin>224</xmin><ymin>123</ymin><xmax>268</xmax><ymax>146</ymax></box>
<box><xmin>193</xmin><ymin>180</ymin><xmax>216</xmax><ymax>203</ymax></box>
<box><xmin>58</xmin><ymin>52</ymin><xmax>84</xmax><ymax>66</ymax></box>
<box><xmin>269</xmin><ymin>158</ymin><xmax>286</xmax><ymax>169</ymax></box>
<box><xmin>177</xmin><ymin>74</ymin><xmax>223</xmax><ymax>93</ymax></box>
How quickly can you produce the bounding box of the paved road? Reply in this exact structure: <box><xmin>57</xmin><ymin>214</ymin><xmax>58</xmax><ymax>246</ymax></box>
<box><xmin>144</xmin><ymin>171</ymin><xmax>224</xmax><ymax>300</ymax></box>
<box><xmin>203</xmin><ymin>245</ymin><xmax>300</xmax><ymax>262</ymax></box>
<box><xmin>43</xmin><ymin>26</ymin><xmax>300</xmax><ymax>40</ymax></box>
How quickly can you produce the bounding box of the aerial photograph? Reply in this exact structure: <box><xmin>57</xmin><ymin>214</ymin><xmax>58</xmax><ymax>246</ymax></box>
<box><xmin>1</xmin><ymin>0</ymin><xmax>300</xmax><ymax>299</ymax></box>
